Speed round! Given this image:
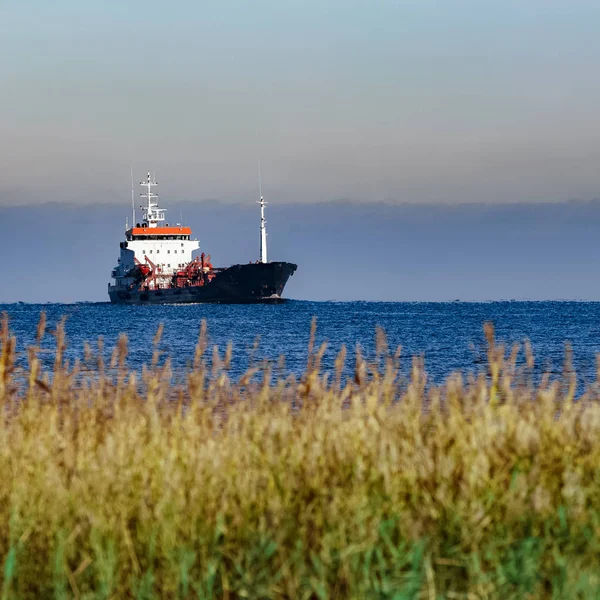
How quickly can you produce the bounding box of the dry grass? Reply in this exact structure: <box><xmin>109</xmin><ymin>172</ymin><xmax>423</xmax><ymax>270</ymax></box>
<box><xmin>0</xmin><ymin>314</ymin><xmax>599</xmax><ymax>599</ymax></box>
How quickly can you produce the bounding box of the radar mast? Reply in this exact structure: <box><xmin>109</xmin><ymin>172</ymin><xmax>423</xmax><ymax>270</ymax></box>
<box><xmin>140</xmin><ymin>171</ymin><xmax>165</xmax><ymax>228</ymax></box>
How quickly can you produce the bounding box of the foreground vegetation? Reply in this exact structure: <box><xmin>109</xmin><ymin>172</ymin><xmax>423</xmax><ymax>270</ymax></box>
<box><xmin>0</xmin><ymin>315</ymin><xmax>599</xmax><ymax>599</ymax></box>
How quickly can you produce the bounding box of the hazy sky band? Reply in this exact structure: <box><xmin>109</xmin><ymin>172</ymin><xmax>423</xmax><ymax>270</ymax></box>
<box><xmin>2</xmin><ymin>1</ymin><xmax>600</xmax><ymax>205</ymax></box>
<box><xmin>3</xmin><ymin>199</ymin><xmax>600</xmax><ymax>302</ymax></box>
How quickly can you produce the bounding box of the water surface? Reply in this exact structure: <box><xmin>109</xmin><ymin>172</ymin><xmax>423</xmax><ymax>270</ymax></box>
<box><xmin>1</xmin><ymin>301</ymin><xmax>598</xmax><ymax>388</ymax></box>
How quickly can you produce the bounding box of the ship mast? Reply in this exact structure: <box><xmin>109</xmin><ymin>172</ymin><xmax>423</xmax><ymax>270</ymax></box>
<box><xmin>140</xmin><ymin>171</ymin><xmax>165</xmax><ymax>228</ymax></box>
<box><xmin>257</xmin><ymin>163</ymin><xmax>268</xmax><ymax>263</ymax></box>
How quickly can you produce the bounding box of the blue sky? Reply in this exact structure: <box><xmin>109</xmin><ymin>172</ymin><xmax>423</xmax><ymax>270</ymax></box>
<box><xmin>2</xmin><ymin>1</ymin><xmax>600</xmax><ymax>205</ymax></box>
<box><xmin>3</xmin><ymin>2</ymin><xmax>600</xmax><ymax>301</ymax></box>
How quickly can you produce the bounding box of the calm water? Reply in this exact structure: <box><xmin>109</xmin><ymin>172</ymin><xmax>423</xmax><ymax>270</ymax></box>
<box><xmin>1</xmin><ymin>301</ymin><xmax>599</xmax><ymax>388</ymax></box>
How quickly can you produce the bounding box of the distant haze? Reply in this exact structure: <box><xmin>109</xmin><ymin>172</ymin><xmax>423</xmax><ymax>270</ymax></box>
<box><xmin>3</xmin><ymin>2</ymin><xmax>600</xmax><ymax>302</ymax></box>
<box><xmin>2</xmin><ymin>2</ymin><xmax>600</xmax><ymax>205</ymax></box>
<box><xmin>1</xmin><ymin>200</ymin><xmax>600</xmax><ymax>303</ymax></box>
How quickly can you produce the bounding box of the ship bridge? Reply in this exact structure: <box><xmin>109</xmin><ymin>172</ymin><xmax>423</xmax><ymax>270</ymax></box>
<box><xmin>126</xmin><ymin>226</ymin><xmax>192</xmax><ymax>241</ymax></box>
<box><xmin>112</xmin><ymin>171</ymin><xmax>200</xmax><ymax>284</ymax></box>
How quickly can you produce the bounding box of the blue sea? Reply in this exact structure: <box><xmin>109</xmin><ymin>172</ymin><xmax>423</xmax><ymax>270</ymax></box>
<box><xmin>1</xmin><ymin>301</ymin><xmax>598</xmax><ymax>389</ymax></box>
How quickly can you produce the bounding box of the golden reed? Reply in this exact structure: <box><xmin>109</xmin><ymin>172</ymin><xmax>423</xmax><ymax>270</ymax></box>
<box><xmin>0</xmin><ymin>314</ymin><xmax>598</xmax><ymax>598</ymax></box>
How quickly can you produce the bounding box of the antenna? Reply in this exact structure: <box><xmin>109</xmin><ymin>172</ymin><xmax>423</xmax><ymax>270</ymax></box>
<box><xmin>257</xmin><ymin>160</ymin><xmax>268</xmax><ymax>263</ymax></box>
<box><xmin>130</xmin><ymin>166</ymin><xmax>135</xmax><ymax>226</ymax></box>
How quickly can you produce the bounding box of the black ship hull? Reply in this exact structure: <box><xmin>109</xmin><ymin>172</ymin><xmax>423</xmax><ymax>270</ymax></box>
<box><xmin>108</xmin><ymin>261</ymin><xmax>297</xmax><ymax>305</ymax></box>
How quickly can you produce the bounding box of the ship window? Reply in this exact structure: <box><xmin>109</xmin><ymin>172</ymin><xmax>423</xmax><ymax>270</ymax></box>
<box><xmin>149</xmin><ymin>249</ymin><xmax>152</xmax><ymax>253</ymax></box>
<box><xmin>167</xmin><ymin>250</ymin><xmax>170</xmax><ymax>254</ymax></box>
<box><xmin>156</xmin><ymin>250</ymin><xmax>160</xmax><ymax>254</ymax></box>
<box><xmin>181</xmin><ymin>243</ymin><xmax>184</xmax><ymax>247</ymax></box>
<box><xmin>168</xmin><ymin>264</ymin><xmax>170</xmax><ymax>267</ymax></box>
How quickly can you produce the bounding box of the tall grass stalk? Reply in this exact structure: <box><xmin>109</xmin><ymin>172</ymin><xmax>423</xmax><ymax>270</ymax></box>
<box><xmin>0</xmin><ymin>314</ymin><xmax>599</xmax><ymax>598</ymax></box>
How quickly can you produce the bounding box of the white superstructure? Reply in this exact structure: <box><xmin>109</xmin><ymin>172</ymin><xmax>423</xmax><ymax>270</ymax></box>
<box><xmin>109</xmin><ymin>172</ymin><xmax>199</xmax><ymax>291</ymax></box>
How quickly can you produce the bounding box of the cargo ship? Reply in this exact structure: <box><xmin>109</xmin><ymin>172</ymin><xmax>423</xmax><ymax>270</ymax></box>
<box><xmin>108</xmin><ymin>172</ymin><xmax>297</xmax><ymax>304</ymax></box>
